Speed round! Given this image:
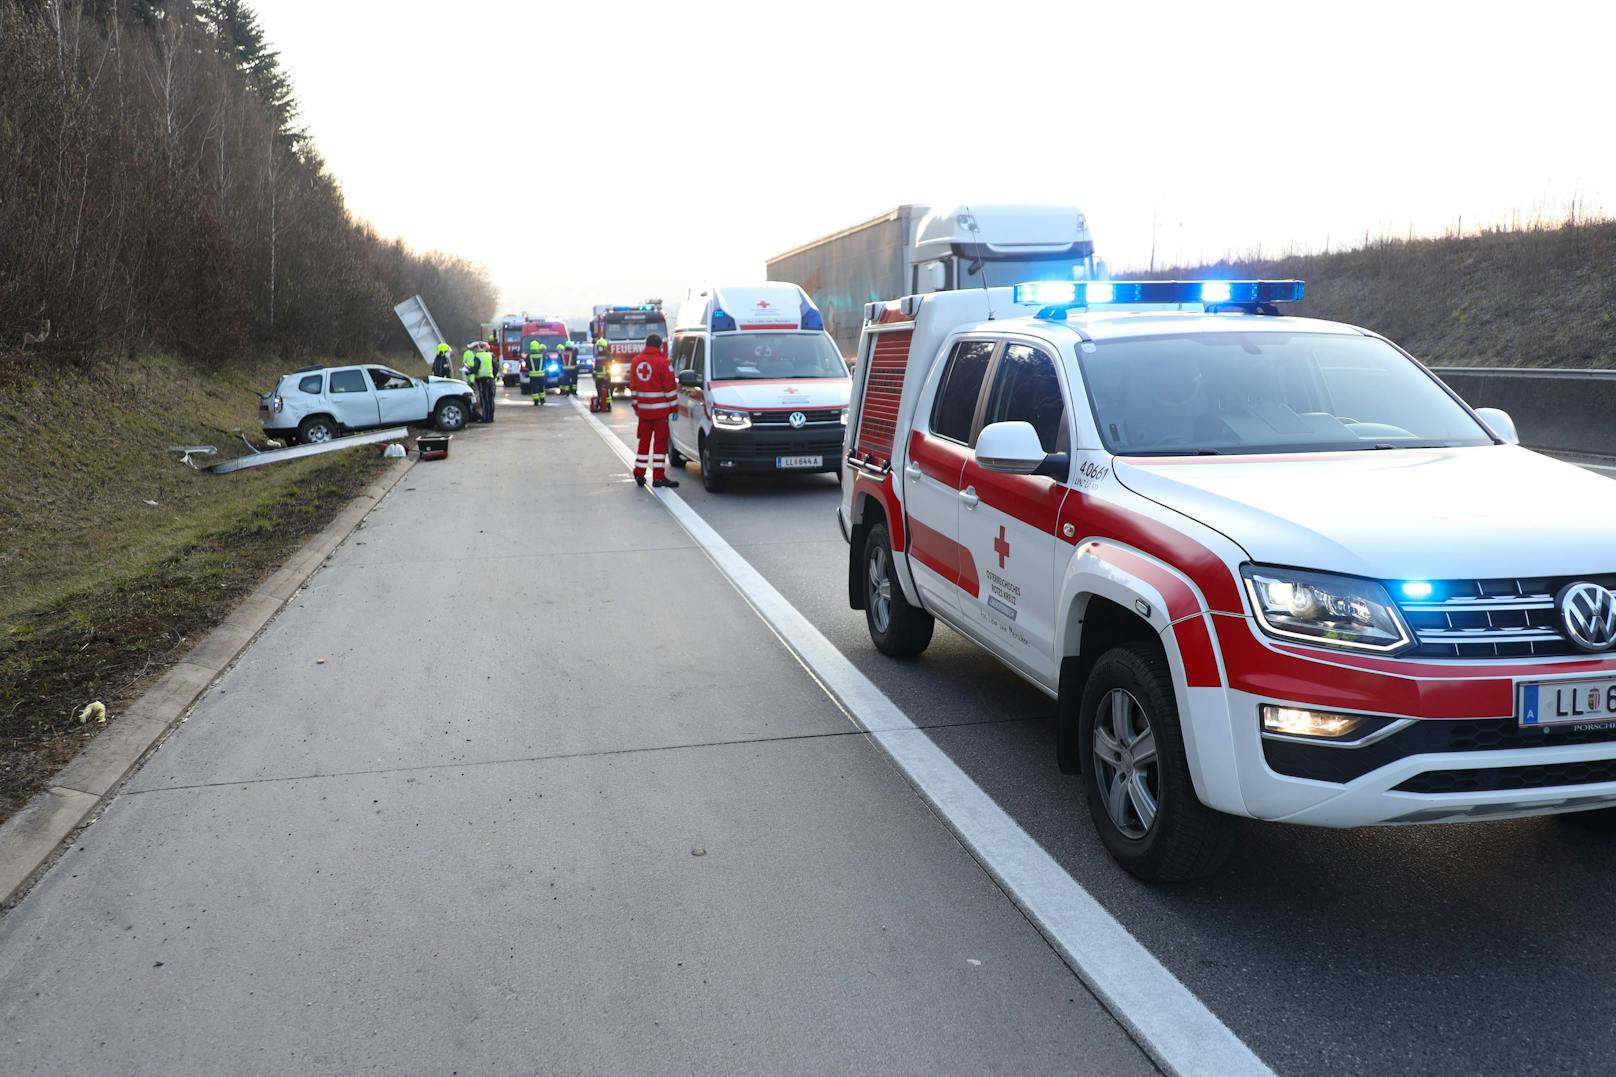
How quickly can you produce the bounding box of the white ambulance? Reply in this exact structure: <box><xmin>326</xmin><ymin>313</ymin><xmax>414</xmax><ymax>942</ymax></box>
<box><xmin>668</xmin><ymin>283</ymin><xmax>851</xmax><ymax>492</ymax></box>
<box><xmin>841</xmin><ymin>278</ymin><xmax>1616</xmax><ymax>881</ymax></box>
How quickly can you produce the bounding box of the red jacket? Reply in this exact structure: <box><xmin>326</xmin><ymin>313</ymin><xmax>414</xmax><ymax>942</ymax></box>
<box><xmin>629</xmin><ymin>345</ymin><xmax>677</xmax><ymax>419</ymax></box>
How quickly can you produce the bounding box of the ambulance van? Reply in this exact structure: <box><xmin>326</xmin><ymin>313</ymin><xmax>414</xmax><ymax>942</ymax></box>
<box><xmin>667</xmin><ymin>283</ymin><xmax>851</xmax><ymax>492</ymax></box>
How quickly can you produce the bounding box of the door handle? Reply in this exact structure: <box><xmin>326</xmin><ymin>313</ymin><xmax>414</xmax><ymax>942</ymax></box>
<box><xmin>904</xmin><ymin>462</ymin><xmax>921</xmax><ymax>479</ymax></box>
<box><xmin>959</xmin><ymin>485</ymin><xmax>979</xmax><ymax>509</ymax></box>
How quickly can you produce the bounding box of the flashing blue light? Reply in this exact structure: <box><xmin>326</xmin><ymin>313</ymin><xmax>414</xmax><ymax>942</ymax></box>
<box><xmin>711</xmin><ymin>308</ymin><xmax>737</xmax><ymax>332</ymax></box>
<box><xmin>546</xmin><ymin>362</ymin><xmax>560</xmax><ymax>373</ymax></box>
<box><xmin>1013</xmin><ymin>279</ymin><xmax>1306</xmax><ymax>311</ymax></box>
<box><xmin>1400</xmin><ymin>581</ymin><xmax>1434</xmax><ymax>599</ymax></box>
<box><xmin>801</xmin><ymin>298</ymin><xmax>824</xmax><ymax>331</ymax></box>
<box><xmin>1013</xmin><ymin>281</ymin><xmax>1078</xmax><ymax>306</ymax></box>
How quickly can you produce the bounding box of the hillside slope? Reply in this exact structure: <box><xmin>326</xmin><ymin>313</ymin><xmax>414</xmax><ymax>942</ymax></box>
<box><xmin>1138</xmin><ymin>219</ymin><xmax>1616</xmax><ymax>368</ymax></box>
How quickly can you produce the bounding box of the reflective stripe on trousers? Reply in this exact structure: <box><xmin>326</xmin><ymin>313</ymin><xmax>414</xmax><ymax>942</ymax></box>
<box><xmin>634</xmin><ymin>416</ymin><xmax>669</xmax><ymax>480</ymax></box>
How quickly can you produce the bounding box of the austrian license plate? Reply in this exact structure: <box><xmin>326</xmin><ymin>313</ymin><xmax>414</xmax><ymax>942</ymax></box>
<box><xmin>1518</xmin><ymin>677</ymin><xmax>1616</xmax><ymax>730</ymax></box>
<box><xmin>777</xmin><ymin>455</ymin><xmax>822</xmax><ymax>469</ymax></box>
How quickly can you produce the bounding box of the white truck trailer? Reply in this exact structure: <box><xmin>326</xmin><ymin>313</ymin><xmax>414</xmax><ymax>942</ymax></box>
<box><xmin>766</xmin><ymin>204</ymin><xmax>1098</xmax><ymax>357</ymax></box>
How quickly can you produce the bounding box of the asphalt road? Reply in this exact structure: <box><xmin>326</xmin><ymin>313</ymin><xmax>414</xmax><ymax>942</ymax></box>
<box><xmin>593</xmin><ymin>381</ymin><xmax>1616</xmax><ymax>1077</ymax></box>
<box><xmin>0</xmin><ymin>389</ymin><xmax>1153</xmax><ymax>1076</ymax></box>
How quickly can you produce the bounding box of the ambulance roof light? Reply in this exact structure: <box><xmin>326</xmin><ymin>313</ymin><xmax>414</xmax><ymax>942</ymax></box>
<box><xmin>1012</xmin><ymin>279</ymin><xmax>1306</xmax><ymax>317</ymax></box>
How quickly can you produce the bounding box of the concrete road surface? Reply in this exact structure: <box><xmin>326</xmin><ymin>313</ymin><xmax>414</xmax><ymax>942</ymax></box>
<box><xmin>0</xmin><ymin>389</ymin><xmax>1154</xmax><ymax>1076</ymax></box>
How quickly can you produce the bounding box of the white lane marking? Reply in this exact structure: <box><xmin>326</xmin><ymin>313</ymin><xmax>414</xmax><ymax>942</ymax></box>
<box><xmin>571</xmin><ymin>399</ymin><xmax>1271</xmax><ymax>1077</ymax></box>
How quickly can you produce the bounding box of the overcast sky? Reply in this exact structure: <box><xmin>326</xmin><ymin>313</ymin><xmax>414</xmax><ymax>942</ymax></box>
<box><xmin>255</xmin><ymin>0</ymin><xmax>1615</xmax><ymax>325</ymax></box>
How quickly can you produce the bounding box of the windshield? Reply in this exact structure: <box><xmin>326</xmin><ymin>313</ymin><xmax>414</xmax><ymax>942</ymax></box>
<box><xmin>605</xmin><ymin>316</ymin><xmax>666</xmax><ymax>341</ymax></box>
<box><xmin>526</xmin><ymin>333</ymin><xmax>568</xmax><ymax>349</ymax></box>
<box><xmin>502</xmin><ymin>329</ymin><xmax>521</xmax><ymax>343</ymax></box>
<box><xmin>711</xmin><ymin>332</ymin><xmax>847</xmax><ymax>380</ymax></box>
<box><xmin>1078</xmin><ymin>332</ymin><xmax>1494</xmax><ymax>455</ymax></box>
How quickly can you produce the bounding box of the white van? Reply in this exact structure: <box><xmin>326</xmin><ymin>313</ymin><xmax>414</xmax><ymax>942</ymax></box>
<box><xmin>667</xmin><ymin>283</ymin><xmax>852</xmax><ymax>492</ymax></box>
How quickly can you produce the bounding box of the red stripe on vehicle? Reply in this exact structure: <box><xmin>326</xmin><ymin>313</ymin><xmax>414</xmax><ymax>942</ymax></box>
<box><xmin>907</xmin><ymin>516</ymin><xmax>959</xmax><ymax>590</ymax></box>
<box><xmin>1272</xmin><ymin>645</ymin><xmax>1616</xmax><ymax>681</ymax></box>
<box><xmin>1088</xmin><ymin>543</ymin><xmax>1221</xmax><ymax>687</ymax></box>
<box><xmin>1216</xmin><ymin>618</ymin><xmax>1514</xmax><ymax>718</ymax></box>
<box><xmin>739</xmin><ymin>323</ymin><xmax>801</xmax><ymax>331</ymax></box>
<box><xmin>908</xmin><ymin>430</ymin><xmax>968</xmax><ymax>485</ymax></box>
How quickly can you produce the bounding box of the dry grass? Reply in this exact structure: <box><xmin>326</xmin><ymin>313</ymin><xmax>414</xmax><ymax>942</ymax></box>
<box><xmin>0</xmin><ymin>352</ymin><xmax>391</xmax><ymax>820</ymax></box>
<box><xmin>1131</xmin><ymin>217</ymin><xmax>1616</xmax><ymax>368</ymax></box>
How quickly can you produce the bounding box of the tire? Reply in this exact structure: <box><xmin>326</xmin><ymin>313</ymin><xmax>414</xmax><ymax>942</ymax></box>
<box><xmin>297</xmin><ymin>415</ymin><xmax>339</xmax><ymax>445</ymax></box>
<box><xmin>434</xmin><ymin>398</ymin><xmax>469</xmax><ymax>432</ymax></box>
<box><xmin>667</xmin><ymin>441</ymin><xmax>686</xmax><ymax>469</ymax></box>
<box><xmin>700</xmin><ymin>440</ymin><xmax>727</xmax><ymax>493</ymax></box>
<box><xmin>1079</xmin><ymin>643</ymin><xmax>1236</xmax><ymax>882</ymax></box>
<box><xmin>1559</xmin><ymin>808</ymin><xmax>1616</xmax><ymax>834</ymax></box>
<box><xmin>861</xmin><ymin>521</ymin><xmax>934</xmax><ymax>657</ymax></box>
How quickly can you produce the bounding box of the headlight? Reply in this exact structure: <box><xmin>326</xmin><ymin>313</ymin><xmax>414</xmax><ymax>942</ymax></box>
<box><xmin>611</xmin><ymin>362</ymin><xmax>627</xmax><ymax>377</ymax></box>
<box><xmin>1242</xmin><ymin>565</ymin><xmax>1412</xmax><ymax>654</ymax></box>
<box><xmin>713</xmin><ymin>408</ymin><xmax>752</xmax><ymax>430</ymax></box>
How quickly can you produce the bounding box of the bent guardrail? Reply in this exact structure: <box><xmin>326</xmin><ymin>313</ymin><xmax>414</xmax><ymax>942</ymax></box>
<box><xmin>1433</xmin><ymin>367</ymin><xmax>1616</xmax><ymax>458</ymax></box>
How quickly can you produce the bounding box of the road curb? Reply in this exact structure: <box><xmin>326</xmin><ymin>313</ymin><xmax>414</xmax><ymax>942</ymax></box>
<box><xmin>0</xmin><ymin>455</ymin><xmax>415</xmax><ymax>909</ymax></box>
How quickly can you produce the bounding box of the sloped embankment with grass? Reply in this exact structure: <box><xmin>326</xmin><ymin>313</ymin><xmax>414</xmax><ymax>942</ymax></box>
<box><xmin>1143</xmin><ymin>219</ymin><xmax>1616</xmax><ymax>368</ymax></box>
<box><xmin>0</xmin><ymin>354</ymin><xmax>393</xmax><ymax>822</ymax></box>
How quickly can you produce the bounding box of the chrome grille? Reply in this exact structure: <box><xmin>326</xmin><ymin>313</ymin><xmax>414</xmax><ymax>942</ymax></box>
<box><xmin>1399</xmin><ymin>576</ymin><xmax>1616</xmax><ymax>658</ymax></box>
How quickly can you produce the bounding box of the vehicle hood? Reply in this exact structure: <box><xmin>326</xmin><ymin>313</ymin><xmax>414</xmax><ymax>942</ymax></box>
<box><xmin>1115</xmin><ymin>445</ymin><xmax>1616</xmax><ymax>580</ymax></box>
<box><xmin>706</xmin><ymin>378</ymin><xmax>850</xmax><ymax>410</ymax></box>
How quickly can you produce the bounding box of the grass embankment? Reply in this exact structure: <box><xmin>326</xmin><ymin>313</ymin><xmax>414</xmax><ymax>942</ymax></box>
<box><xmin>1143</xmin><ymin>218</ymin><xmax>1616</xmax><ymax>368</ymax></box>
<box><xmin>0</xmin><ymin>354</ymin><xmax>393</xmax><ymax>821</ymax></box>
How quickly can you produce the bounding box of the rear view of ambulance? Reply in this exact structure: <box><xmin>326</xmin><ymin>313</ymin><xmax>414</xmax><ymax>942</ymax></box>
<box><xmin>668</xmin><ymin>283</ymin><xmax>851</xmax><ymax>492</ymax></box>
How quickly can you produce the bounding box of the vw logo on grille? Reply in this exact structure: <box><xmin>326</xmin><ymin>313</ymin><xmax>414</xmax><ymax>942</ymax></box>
<box><xmin>1558</xmin><ymin>582</ymin><xmax>1616</xmax><ymax>652</ymax></box>
<box><xmin>788</xmin><ymin>411</ymin><xmax>807</xmax><ymax>429</ymax></box>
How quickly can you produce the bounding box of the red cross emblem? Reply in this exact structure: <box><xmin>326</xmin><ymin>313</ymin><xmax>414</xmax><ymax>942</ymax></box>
<box><xmin>782</xmin><ymin>386</ymin><xmax>800</xmax><ymax>395</ymax></box>
<box><xmin>756</xmin><ymin>299</ymin><xmax>772</xmax><ymax>309</ymax></box>
<box><xmin>993</xmin><ymin>525</ymin><xmax>1010</xmax><ymax>569</ymax></box>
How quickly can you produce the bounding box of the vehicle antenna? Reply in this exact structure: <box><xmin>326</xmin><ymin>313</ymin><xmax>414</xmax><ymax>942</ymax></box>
<box><xmin>960</xmin><ymin>206</ymin><xmax>995</xmax><ymax>320</ymax></box>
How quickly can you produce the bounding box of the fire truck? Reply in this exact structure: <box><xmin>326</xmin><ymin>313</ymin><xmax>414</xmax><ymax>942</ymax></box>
<box><xmin>482</xmin><ymin>315</ymin><xmax>526</xmax><ymax>385</ymax></box>
<box><xmin>590</xmin><ymin>303</ymin><xmax>668</xmax><ymax>396</ymax></box>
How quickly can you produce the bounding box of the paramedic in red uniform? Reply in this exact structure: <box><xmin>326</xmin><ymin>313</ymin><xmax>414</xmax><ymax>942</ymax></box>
<box><xmin>629</xmin><ymin>333</ymin><xmax>680</xmax><ymax>488</ymax></box>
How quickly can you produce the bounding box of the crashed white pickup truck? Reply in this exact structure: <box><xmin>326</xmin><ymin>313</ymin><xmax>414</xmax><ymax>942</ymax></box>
<box><xmin>260</xmin><ymin>363</ymin><xmax>475</xmax><ymax>444</ymax></box>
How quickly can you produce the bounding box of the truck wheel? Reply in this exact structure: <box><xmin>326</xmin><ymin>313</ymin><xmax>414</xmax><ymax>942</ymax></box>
<box><xmin>667</xmin><ymin>442</ymin><xmax>686</xmax><ymax>469</ymax></box>
<box><xmin>297</xmin><ymin>415</ymin><xmax>338</xmax><ymax>445</ymax></box>
<box><xmin>700</xmin><ymin>441</ymin><xmax>727</xmax><ymax>493</ymax></box>
<box><xmin>1079</xmin><ymin>643</ymin><xmax>1236</xmax><ymax>882</ymax></box>
<box><xmin>434</xmin><ymin>399</ymin><xmax>469</xmax><ymax>432</ymax></box>
<box><xmin>862</xmin><ymin>521</ymin><xmax>934</xmax><ymax>657</ymax></box>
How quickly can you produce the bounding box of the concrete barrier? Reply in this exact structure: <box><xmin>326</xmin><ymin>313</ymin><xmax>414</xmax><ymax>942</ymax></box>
<box><xmin>1432</xmin><ymin>367</ymin><xmax>1616</xmax><ymax>457</ymax></box>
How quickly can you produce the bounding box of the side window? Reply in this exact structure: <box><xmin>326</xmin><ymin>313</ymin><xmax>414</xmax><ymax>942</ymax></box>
<box><xmin>369</xmin><ymin>368</ymin><xmax>411</xmax><ymax>391</ymax></box>
<box><xmin>298</xmin><ymin>374</ymin><xmax>323</xmax><ymax>394</ymax></box>
<box><xmin>983</xmin><ymin>344</ymin><xmax>1067</xmax><ymax>452</ymax></box>
<box><xmin>691</xmin><ymin>337</ymin><xmax>706</xmax><ymax>380</ymax></box>
<box><xmin>328</xmin><ymin>369</ymin><xmax>369</xmax><ymax>395</ymax></box>
<box><xmin>930</xmin><ymin>340</ymin><xmax>995</xmax><ymax>445</ymax></box>
<box><xmin>671</xmin><ymin>336</ymin><xmax>695</xmax><ymax>372</ymax></box>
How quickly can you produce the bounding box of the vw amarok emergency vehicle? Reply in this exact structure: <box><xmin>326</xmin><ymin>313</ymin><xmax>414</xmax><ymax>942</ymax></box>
<box><xmin>840</xmin><ymin>279</ymin><xmax>1616</xmax><ymax>881</ymax></box>
<box><xmin>669</xmin><ymin>283</ymin><xmax>851</xmax><ymax>492</ymax></box>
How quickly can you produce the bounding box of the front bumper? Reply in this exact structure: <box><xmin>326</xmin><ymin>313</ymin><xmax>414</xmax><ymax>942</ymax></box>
<box><xmin>707</xmin><ymin>425</ymin><xmax>844</xmax><ymax>473</ymax></box>
<box><xmin>1189</xmin><ymin>679</ymin><xmax>1616</xmax><ymax>827</ymax></box>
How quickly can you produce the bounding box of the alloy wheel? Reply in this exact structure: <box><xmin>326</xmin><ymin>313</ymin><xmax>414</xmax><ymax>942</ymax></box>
<box><xmin>1092</xmin><ymin>688</ymin><xmax>1159</xmax><ymax>839</ymax></box>
<box><xmin>867</xmin><ymin>545</ymin><xmax>892</xmax><ymax>633</ymax></box>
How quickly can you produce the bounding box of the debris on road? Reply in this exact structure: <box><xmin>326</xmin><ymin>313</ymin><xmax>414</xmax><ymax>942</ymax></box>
<box><xmin>205</xmin><ymin>427</ymin><xmax>410</xmax><ymax>474</ymax></box>
<box><xmin>76</xmin><ymin>701</ymin><xmax>107</xmax><ymax>724</ymax></box>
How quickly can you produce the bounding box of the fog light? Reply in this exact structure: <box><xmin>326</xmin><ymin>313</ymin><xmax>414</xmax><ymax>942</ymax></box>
<box><xmin>1260</xmin><ymin>704</ymin><xmax>1367</xmax><ymax>739</ymax></box>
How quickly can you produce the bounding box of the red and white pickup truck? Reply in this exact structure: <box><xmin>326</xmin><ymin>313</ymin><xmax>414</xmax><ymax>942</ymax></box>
<box><xmin>839</xmin><ymin>279</ymin><xmax>1616</xmax><ymax>880</ymax></box>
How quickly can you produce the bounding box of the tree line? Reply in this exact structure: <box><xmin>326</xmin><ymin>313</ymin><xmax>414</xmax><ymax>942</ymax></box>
<box><xmin>0</xmin><ymin>0</ymin><xmax>494</xmax><ymax>367</ymax></box>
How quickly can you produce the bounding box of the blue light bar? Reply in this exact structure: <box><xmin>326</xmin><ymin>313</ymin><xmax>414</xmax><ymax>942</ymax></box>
<box><xmin>711</xmin><ymin>308</ymin><xmax>737</xmax><ymax>332</ymax></box>
<box><xmin>1012</xmin><ymin>280</ymin><xmax>1306</xmax><ymax>309</ymax></box>
<box><xmin>800</xmin><ymin>296</ymin><xmax>824</xmax><ymax>331</ymax></box>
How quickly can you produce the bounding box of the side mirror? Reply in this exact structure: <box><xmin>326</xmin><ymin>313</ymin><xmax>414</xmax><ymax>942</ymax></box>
<box><xmin>975</xmin><ymin>421</ymin><xmax>1067</xmax><ymax>479</ymax></box>
<box><xmin>676</xmin><ymin>369</ymin><xmax>700</xmax><ymax>387</ymax></box>
<box><xmin>1474</xmin><ymin>406</ymin><xmax>1519</xmax><ymax>445</ymax></box>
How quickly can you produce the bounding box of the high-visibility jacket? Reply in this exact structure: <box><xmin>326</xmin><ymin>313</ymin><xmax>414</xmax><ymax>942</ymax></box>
<box><xmin>629</xmin><ymin>345</ymin><xmax>677</xmax><ymax>419</ymax></box>
<box><xmin>461</xmin><ymin>347</ymin><xmax>477</xmax><ymax>380</ymax></box>
<box><xmin>594</xmin><ymin>337</ymin><xmax>609</xmax><ymax>358</ymax></box>
<box><xmin>468</xmin><ymin>350</ymin><xmax>494</xmax><ymax>379</ymax></box>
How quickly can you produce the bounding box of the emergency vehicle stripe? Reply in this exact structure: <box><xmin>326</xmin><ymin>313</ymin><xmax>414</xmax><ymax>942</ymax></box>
<box><xmin>1087</xmin><ymin>543</ymin><xmax>1221</xmax><ymax>688</ymax></box>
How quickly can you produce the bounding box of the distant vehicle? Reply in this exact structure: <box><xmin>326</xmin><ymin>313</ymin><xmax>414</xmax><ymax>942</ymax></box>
<box><xmin>667</xmin><ymin>282</ymin><xmax>849</xmax><ymax>492</ymax></box>
<box><xmin>259</xmin><ymin>364</ymin><xmax>474</xmax><ymax>443</ymax></box>
<box><xmin>767</xmin><ymin>204</ymin><xmax>1099</xmax><ymax>357</ymax></box>
<box><xmin>593</xmin><ymin>303</ymin><xmax>667</xmax><ymax>396</ymax></box>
